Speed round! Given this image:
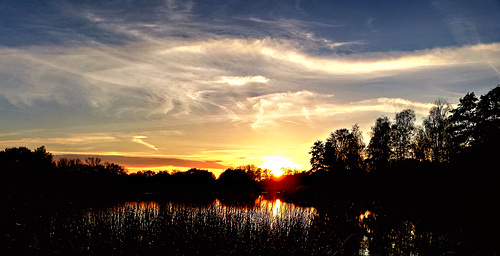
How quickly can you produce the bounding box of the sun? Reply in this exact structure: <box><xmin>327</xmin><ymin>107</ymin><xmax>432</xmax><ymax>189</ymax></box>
<box><xmin>260</xmin><ymin>156</ymin><xmax>298</xmax><ymax>177</ymax></box>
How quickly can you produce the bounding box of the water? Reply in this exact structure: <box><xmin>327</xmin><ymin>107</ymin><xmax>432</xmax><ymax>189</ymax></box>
<box><xmin>5</xmin><ymin>196</ymin><xmax>470</xmax><ymax>255</ymax></box>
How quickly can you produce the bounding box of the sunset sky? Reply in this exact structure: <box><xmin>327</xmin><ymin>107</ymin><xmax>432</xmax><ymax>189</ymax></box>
<box><xmin>1</xmin><ymin>0</ymin><xmax>499</xmax><ymax>176</ymax></box>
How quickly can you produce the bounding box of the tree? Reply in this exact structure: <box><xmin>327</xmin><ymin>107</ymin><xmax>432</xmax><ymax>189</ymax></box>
<box><xmin>392</xmin><ymin>109</ymin><xmax>416</xmax><ymax>161</ymax></box>
<box><xmin>104</xmin><ymin>162</ymin><xmax>126</xmax><ymax>176</ymax></box>
<box><xmin>33</xmin><ymin>146</ymin><xmax>54</xmax><ymax>166</ymax></box>
<box><xmin>261</xmin><ymin>168</ymin><xmax>271</xmax><ymax>180</ymax></box>
<box><xmin>475</xmin><ymin>85</ymin><xmax>500</xmax><ymax>145</ymax></box>
<box><xmin>422</xmin><ymin>99</ymin><xmax>453</xmax><ymax>162</ymax></box>
<box><xmin>413</xmin><ymin>127</ymin><xmax>432</xmax><ymax>161</ymax></box>
<box><xmin>309</xmin><ymin>140</ymin><xmax>325</xmax><ymax>172</ymax></box>
<box><xmin>366</xmin><ymin>116</ymin><xmax>392</xmax><ymax>169</ymax></box>
<box><xmin>217</xmin><ymin>168</ymin><xmax>258</xmax><ymax>191</ymax></box>
<box><xmin>237</xmin><ymin>164</ymin><xmax>262</xmax><ymax>181</ymax></box>
<box><xmin>85</xmin><ymin>157</ymin><xmax>102</xmax><ymax>168</ymax></box>
<box><xmin>309</xmin><ymin>125</ymin><xmax>365</xmax><ymax>173</ymax></box>
<box><xmin>448</xmin><ymin>92</ymin><xmax>478</xmax><ymax>153</ymax></box>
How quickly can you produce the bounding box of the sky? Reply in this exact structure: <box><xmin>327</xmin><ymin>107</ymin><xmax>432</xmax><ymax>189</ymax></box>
<box><xmin>1</xmin><ymin>0</ymin><xmax>499</xmax><ymax>176</ymax></box>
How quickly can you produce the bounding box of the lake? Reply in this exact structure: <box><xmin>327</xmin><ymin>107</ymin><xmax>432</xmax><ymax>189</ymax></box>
<box><xmin>4</xmin><ymin>195</ymin><xmax>473</xmax><ymax>255</ymax></box>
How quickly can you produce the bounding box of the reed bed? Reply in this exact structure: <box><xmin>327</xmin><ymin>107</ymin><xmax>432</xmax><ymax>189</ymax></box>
<box><xmin>5</xmin><ymin>196</ymin><xmax>468</xmax><ymax>255</ymax></box>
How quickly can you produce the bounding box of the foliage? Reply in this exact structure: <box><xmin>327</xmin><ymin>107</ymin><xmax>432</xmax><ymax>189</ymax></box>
<box><xmin>366</xmin><ymin>116</ymin><xmax>392</xmax><ymax>170</ymax></box>
<box><xmin>448</xmin><ymin>92</ymin><xmax>478</xmax><ymax>153</ymax></box>
<box><xmin>309</xmin><ymin>124</ymin><xmax>365</xmax><ymax>173</ymax></box>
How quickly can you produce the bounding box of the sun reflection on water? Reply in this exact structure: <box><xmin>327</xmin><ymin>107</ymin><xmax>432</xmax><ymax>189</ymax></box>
<box><xmin>71</xmin><ymin>196</ymin><xmax>318</xmax><ymax>250</ymax></box>
<box><xmin>44</xmin><ymin>199</ymin><xmax>459</xmax><ymax>255</ymax></box>
<box><xmin>273</xmin><ymin>199</ymin><xmax>281</xmax><ymax>217</ymax></box>
<box><xmin>212</xmin><ymin>195</ymin><xmax>317</xmax><ymax>233</ymax></box>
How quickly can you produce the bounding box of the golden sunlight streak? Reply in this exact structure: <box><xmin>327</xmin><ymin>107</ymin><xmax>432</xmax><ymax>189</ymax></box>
<box><xmin>272</xmin><ymin>199</ymin><xmax>282</xmax><ymax>217</ymax></box>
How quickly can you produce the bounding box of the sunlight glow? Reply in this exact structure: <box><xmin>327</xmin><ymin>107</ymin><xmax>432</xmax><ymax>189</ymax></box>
<box><xmin>272</xmin><ymin>199</ymin><xmax>281</xmax><ymax>217</ymax></box>
<box><xmin>260</xmin><ymin>156</ymin><xmax>299</xmax><ymax>177</ymax></box>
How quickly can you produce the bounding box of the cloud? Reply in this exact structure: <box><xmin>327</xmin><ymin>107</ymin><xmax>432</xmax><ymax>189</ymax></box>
<box><xmin>259</xmin><ymin>42</ymin><xmax>500</xmax><ymax>74</ymax></box>
<box><xmin>54</xmin><ymin>154</ymin><xmax>228</xmax><ymax>170</ymax></box>
<box><xmin>132</xmin><ymin>136</ymin><xmax>159</xmax><ymax>151</ymax></box>
<box><xmin>216</xmin><ymin>75</ymin><xmax>269</xmax><ymax>86</ymax></box>
<box><xmin>1</xmin><ymin>39</ymin><xmax>498</xmax><ymax>135</ymax></box>
<box><xmin>231</xmin><ymin>90</ymin><xmax>436</xmax><ymax>130</ymax></box>
<box><xmin>0</xmin><ymin>0</ymin><xmax>498</xmax><ymax>174</ymax></box>
<box><xmin>0</xmin><ymin>134</ymin><xmax>116</xmax><ymax>146</ymax></box>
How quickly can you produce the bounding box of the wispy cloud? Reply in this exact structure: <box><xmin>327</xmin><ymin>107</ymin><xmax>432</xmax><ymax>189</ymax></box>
<box><xmin>235</xmin><ymin>90</ymin><xmax>436</xmax><ymax>130</ymax></box>
<box><xmin>0</xmin><ymin>134</ymin><xmax>116</xmax><ymax>147</ymax></box>
<box><xmin>132</xmin><ymin>136</ymin><xmax>159</xmax><ymax>151</ymax></box>
<box><xmin>1</xmin><ymin>39</ymin><xmax>498</xmax><ymax>132</ymax></box>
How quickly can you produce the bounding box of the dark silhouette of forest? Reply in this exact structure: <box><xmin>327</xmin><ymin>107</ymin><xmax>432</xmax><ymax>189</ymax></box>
<box><xmin>2</xmin><ymin>85</ymin><xmax>499</xmax><ymax>204</ymax></box>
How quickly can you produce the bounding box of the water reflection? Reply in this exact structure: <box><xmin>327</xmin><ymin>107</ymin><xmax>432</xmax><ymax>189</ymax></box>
<box><xmin>48</xmin><ymin>196</ymin><xmax>317</xmax><ymax>254</ymax></box>
<box><xmin>42</xmin><ymin>198</ymin><xmax>464</xmax><ymax>255</ymax></box>
<box><xmin>358</xmin><ymin>210</ymin><xmax>375</xmax><ymax>255</ymax></box>
<box><xmin>212</xmin><ymin>196</ymin><xmax>317</xmax><ymax>236</ymax></box>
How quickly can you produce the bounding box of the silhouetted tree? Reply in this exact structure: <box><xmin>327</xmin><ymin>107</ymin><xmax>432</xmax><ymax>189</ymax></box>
<box><xmin>309</xmin><ymin>140</ymin><xmax>325</xmax><ymax>172</ymax></box>
<box><xmin>421</xmin><ymin>99</ymin><xmax>453</xmax><ymax>162</ymax></box>
<box><xmin>1</xmin><ymin>146</ymin><xmax>56</xmax><ymax>177</ymax></box>
<box><xmin>309</xmin><ymin>124</ymin><xmax>365</xmax><ymax>173</ymax></box>
<box><xmin>85</xmin><ymin>157</ymin><xmax>102</xmax><ymax>168</ymax></box>
<box><xmin>448</xmin><ymin>92</ymin><xmax>478</xmax><ymax>154</ymax></box>
<box><xmin>1</xmin><ymin>146</ymin><xmax>59</xmax><ymax>198</ymax></box>
<box><xmin>103</xmin><ymin>162</ymin><xmax>126</xmax><ymax>176</ymax></box>
<box><xmin>143</xmin><ymin>170</ymin><xmax>156</xmax><ymax>177</ymax></box>
<box><xmin>217</xmin><ymin>168</ymin><xmax>258</xmax><ymax>192</ymax></box>
<box><xmin>392</xmin><ymin>109</ymin><xmax>416</xmax><ymax>161</ymax></box>
<box><xmin>185</xmin><ymin>168</ymin><xmax>216</xmax><ymax>184</ymax></box>
<box><xmin>366</xmin><ymin>116</ymin><xmax>392</xmax><ymax>170</ymax></box>
<box><xmin>237</xmin><ymin>164</ymin><xmax>262</xmax><ymax>181</ymax></box>
<box><xmin>413</xmin><ymin>126</ymin><xmax>432</xmax><ymax>161</ymax></box>
<box><xmin>475</xmin><ymin>84</ymin><xmax>500</xmax><ymax>145</ymax></box>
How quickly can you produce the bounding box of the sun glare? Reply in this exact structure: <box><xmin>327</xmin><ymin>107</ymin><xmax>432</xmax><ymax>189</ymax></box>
<box><xmin>260</xmin><ymin>156</ymin><xmax>298</xmax><ymax>177</ymax></box>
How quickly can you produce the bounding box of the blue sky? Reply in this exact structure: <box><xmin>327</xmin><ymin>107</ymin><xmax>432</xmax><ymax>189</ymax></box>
<box><xmin>1</xmin><ymin>0</ymin><xmax>499</xmax><ymax>174</ymax></box>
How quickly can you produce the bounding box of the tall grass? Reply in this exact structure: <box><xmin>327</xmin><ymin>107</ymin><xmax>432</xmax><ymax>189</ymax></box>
<box><xmin>4</xmin><ymin>196</ymin><xmax>470</xmax><ymax>255</ymax></box>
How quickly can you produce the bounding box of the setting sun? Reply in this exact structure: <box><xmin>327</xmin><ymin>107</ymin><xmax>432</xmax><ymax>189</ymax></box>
<box><xmin>260</xmin><ymin>156</ymin><xmax>299</xmax><ymax>177</ymax></box>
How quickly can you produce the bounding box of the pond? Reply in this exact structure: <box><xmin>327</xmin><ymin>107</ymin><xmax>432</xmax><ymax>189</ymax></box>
<box><xmin>5</xmin><ymin>195</ymin><xmax>472</xmax><ymax>255</ymax></box>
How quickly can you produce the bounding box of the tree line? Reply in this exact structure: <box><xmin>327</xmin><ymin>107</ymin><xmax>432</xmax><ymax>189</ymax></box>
<box><xmin>303</xmin><ymin>85</ymin><xmax>499</xmax><ymax>206</ymax></box>
<box><xmin>0</xmin><ymin>146</ymin><xmax>281</xmax><ymax>203</ymax></box>
<box><xmin>1</xmin><ymin>85</ymin><xmax>498</xmax><ymax>204</ymax></box>
<box><xmin>310</xmin><ymin>84</ymin><xmax>499</xmax><ymax>172</ymax></box>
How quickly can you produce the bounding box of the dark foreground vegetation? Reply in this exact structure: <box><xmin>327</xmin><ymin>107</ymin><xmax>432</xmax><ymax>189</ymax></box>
<box><xmin>2</xmin><ymin>85</ymin><xmax>499</xmax><ymax>255</ymax></box>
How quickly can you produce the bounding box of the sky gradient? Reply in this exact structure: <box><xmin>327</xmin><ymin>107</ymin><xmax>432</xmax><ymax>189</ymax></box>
<box><xmin>1</xmin><ymin>0</ymin><xmax>499</xmax><ymax>175</ymax></box>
